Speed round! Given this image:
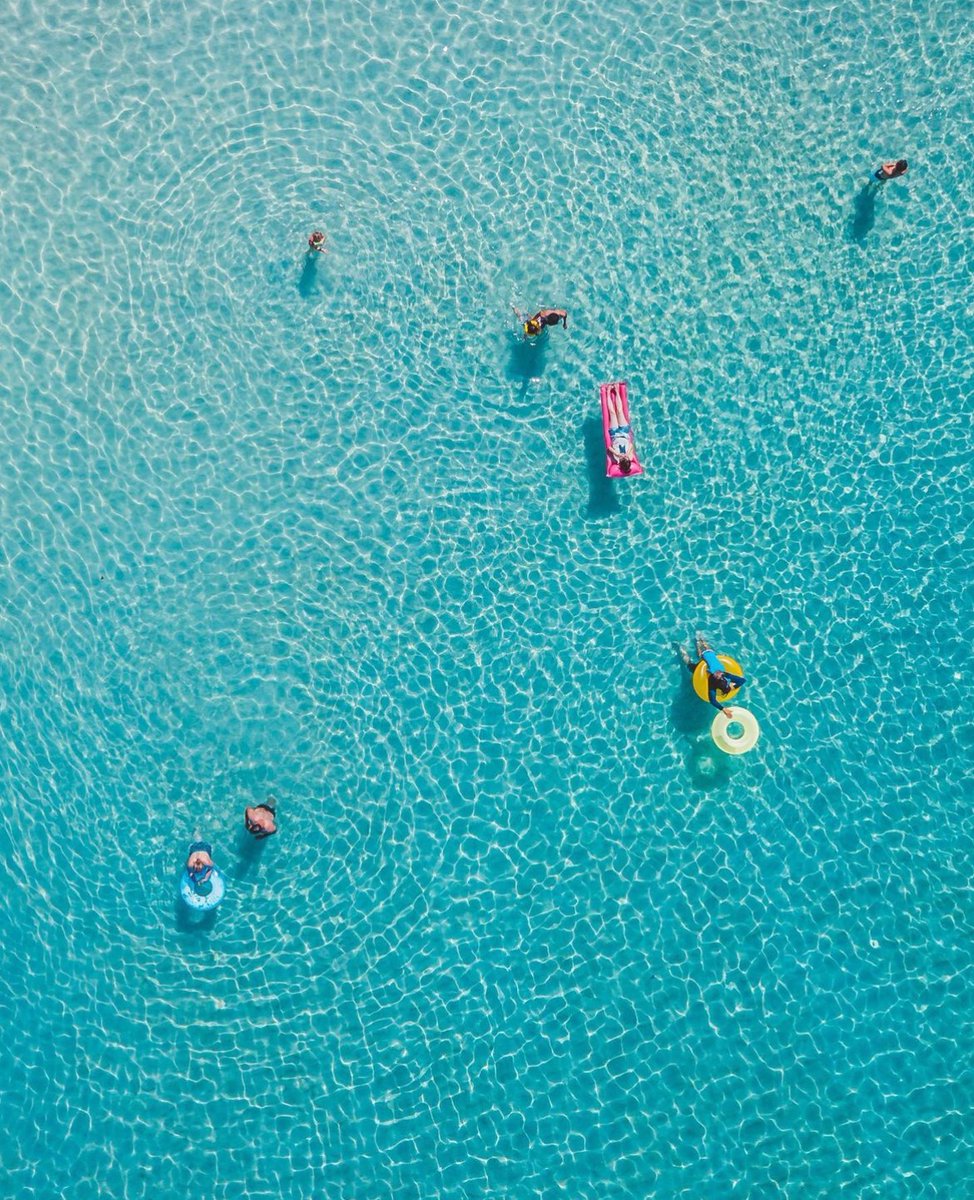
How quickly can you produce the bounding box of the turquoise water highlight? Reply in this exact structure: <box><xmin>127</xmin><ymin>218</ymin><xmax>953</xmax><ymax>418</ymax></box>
<box><xmin>2</xmin><ymin>0</ymin><xmax>974</xmax><ymax>1196</ymax></box>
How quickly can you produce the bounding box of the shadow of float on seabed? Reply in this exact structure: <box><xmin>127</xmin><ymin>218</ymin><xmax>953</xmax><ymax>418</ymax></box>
<box><xmin>581</xmin><ymin>415</ymin><xmax>620</xmax><ymax>520</ymax></box>
<box><xmin>670</xmin><ymin>676</ymin><xmax>735</xmax><ymax>791</ymax></box>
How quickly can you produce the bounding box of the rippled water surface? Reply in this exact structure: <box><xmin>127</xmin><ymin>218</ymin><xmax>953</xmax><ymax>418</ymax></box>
<box><xmin>2</xmin><ymin>1</ymin><xmax>974</xmax><ymax>1196</ymax></box>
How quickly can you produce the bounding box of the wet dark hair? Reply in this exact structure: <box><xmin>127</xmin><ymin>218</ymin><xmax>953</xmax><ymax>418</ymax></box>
<box><xmin>619</xmin><ymin>455</ymin><xmax>632</xmax><ymax>473</ymax></box>
<box><xmin>711</xmin><ymin>672</ymin><xmax>731</xmax><ymax>691</ymax></box>
<box><xmin>895</xmin><ymin>159</ymin><xmax>908</xmax><ymax>171</ymax></box>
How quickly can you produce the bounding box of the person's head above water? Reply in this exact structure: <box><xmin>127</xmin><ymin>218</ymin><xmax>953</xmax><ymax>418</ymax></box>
<box><xmin>308</xmin><ymin>230</ymin><xmax>325</xmax><ymax>249</ymax></box>
<box><xmin>187</xmin><ymin>851</ymin><xmax>213</xmax><ymax>881</ymax></box>
<box><xmin>877</xmin><ymin>160</ymin><xmax>908</xmax><ymax>179</ymax></box>
<box><xmin>524</xmin><ymin>318</ymin><xmax>542</xmax><ymax>336</ymax></box>
<box><xmin>618</xmin><ymin>455</ymin><xmax>632</xmax><ymax>474</ymax></box>
<box><xmin>245</xmin><ymin>804</ymin><xmax>277</xmax><ymax>837</ymax></box>
<box><xmin>709</xmin><ymin>670</ymin><xmax>732</xmax><ymax>692</ymax></box>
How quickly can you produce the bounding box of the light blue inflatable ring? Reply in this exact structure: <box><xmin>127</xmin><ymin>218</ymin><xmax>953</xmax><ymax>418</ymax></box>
<box><xmin>179</xmin><ymin>867</ymin><xmax>225</xmax><ymax>911</ymax></box>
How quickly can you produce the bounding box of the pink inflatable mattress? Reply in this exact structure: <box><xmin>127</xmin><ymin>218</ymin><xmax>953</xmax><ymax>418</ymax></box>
<box><xmin>600</xmin><ymin>381</ymin><xmax>643</xmax><ymax>478</ymax></box>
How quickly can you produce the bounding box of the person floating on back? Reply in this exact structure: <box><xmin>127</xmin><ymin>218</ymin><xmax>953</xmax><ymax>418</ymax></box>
<box><xmin>874</xmin><ymin>159</ymin><xmax>908</xmax><ymax>181</ymax></box>
<box><xmin>677</xmin><ymin>633</ymin><xmax>747</xmax><ymax>715</ymax></box>
<box><xmin>605</xmin><ymin>382</ymin><xmax>636</xmax><ymax>475</ymax></box>
<box><xmin>308</xmin><ymin>230</ymin><xmax>326</xmax><ymax>252</ymax></box>
<box><xmin>244</xmin><ymin>802</ymin><xmax>277</xmax><ymax>840</ymax></box>
<box><xmin>512</xmin><ymin>305</ymin><xmax>568</xmax><ymax>338</ymax></box>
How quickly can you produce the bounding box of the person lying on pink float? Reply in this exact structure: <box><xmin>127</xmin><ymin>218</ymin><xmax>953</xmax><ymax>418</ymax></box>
<box><xmin>600</xmin><ymin>381</ymin><xmax>644</xmax><ymax>478</ymax></box>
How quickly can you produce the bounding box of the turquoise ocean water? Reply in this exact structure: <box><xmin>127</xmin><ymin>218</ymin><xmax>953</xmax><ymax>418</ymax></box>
<box><xmin>2</xmin><ymin>1</ymin><xmax>973</xmax><ymax>1196</ymax></box>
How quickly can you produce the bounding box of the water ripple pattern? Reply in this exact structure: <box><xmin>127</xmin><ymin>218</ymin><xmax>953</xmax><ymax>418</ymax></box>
<box><xmin>1</xmin><ymin>0</ymin><xmax>973</xmax><ymax>1197</ymax></box>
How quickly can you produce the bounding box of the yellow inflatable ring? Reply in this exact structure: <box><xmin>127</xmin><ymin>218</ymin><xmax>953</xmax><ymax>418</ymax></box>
<box><xmin>711</xmin><ymin>707</ymin><xmax>760</xmax><ymax>756</ymax></box>
<box><xmin>692</xmin><ymin>654</ymin><xmax>743</xmax><ymax>703</ymax></box>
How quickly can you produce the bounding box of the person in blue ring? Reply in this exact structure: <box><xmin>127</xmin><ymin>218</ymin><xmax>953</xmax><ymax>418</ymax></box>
<box><xmin>185</xmin><ymin>842</ymin><xmax>215</xmax><ymax>892</ymax></box>
<box><xmin>677</xmin><ymin>633</ymin><xmax>747</xmax><ymax>714</ymax></box>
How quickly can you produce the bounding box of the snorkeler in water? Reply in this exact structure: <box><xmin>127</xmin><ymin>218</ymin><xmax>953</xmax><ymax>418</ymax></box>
<box><xmin>512</xmin><ymin>305</ymin><xmax>568</xmax><ymax>338</ymax></box>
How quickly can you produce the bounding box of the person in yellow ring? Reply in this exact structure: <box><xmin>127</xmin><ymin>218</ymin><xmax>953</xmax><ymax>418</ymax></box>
<box><xmin>511</xmin><ymin>305</ymin><xmax>568</xmax><ymax>338</ymax></box>
<box><xmin>677</xmin><ymin>633</ymin><xmax>747</xmax><ymax>715</ymax></box>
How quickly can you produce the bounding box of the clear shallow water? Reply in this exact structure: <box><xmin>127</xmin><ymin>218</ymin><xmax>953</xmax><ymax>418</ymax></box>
<box><xmin>2</xmin><ymin>0</ymin><xmax>973</xmax><ymax>1196</ymax></box>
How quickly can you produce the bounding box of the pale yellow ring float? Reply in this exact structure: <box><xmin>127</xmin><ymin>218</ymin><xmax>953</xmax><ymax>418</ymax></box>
<box><xmin>711</xmin><ymin>706</ymin><xmax>760</xmax><ymax>756</ymax></box>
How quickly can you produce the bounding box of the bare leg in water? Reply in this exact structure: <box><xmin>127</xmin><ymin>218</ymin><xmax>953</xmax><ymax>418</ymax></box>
<box><xmin>606</xmin><ymin>385</ymin><xmax>626</xmax><ymax>431</ymax></box>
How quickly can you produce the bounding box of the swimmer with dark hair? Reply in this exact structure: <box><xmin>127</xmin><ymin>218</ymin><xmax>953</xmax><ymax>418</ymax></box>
<box><xmin>244</xmin><ymin>802</ymin><xmax>277</xmax><ymax>839</ymax></box>
<box><xmin>308</xmin><ymin>230</ymin><xmax>326</xmax><ymax>252</ymax></box>
<box><xmin>512</xmin><ymin>305</ymin><xmax>568</xmax><ymax>338</ymax></box>
<box><xmin>874</xmin><ymin>160</ymin><xmax>908</xmax><ymax>181</ymax></box>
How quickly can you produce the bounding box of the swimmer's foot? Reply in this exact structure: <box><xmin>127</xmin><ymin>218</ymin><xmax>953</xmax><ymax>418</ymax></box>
<box><xmin>674</xmin><ymin>642</ymin><xmax>693</xmax><ymax>667</ymax></box>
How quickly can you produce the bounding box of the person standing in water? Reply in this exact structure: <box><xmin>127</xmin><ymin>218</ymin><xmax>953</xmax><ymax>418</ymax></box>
<box><xmin>874</xmin><ymin>159</ymin><xmax>908</xmax><ymax>181</ymax></box>
<box><xmin>308</xmin><ymin>230</ymin><xmax>326</xmax><ymax>252</ymax></box>
<box><xmin>244</xmin><ymin>802</ymin><xmax>277</xmax><ymax>840</ymax></box>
